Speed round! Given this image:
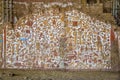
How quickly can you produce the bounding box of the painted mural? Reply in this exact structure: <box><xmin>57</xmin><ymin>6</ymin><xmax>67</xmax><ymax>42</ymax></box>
<box><xmin>0</xmin><ymin>2</ymin><xmax>112</xmax><ymax>70</ymax></box>
<box><xmin>0</xmin><ymin>34</ymin><xmax>3</xmax><ymax>67</ymax></box>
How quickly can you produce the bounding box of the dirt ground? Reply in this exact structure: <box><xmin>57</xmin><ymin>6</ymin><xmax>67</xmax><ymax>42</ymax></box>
<box><xmin>0</xmin><ymin>69</ymin><xmax>120</xmax><ymax>80</ymax></box>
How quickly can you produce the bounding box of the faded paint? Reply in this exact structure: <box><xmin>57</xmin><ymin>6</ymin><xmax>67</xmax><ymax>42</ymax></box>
<box><xmin>0</xmin><ymin>3</ymin><xmax>112</xmax><ymax>70</ymax></box>
<box><xmin>0</xmin><ymin>34</ymin><xmax>3</xmax><ymax>67</ymax></box>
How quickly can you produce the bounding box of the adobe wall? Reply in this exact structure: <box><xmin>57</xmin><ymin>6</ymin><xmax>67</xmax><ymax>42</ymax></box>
<box><xmin>0</xmin><ymin>34</ymin><xmax>2</xmax><ymax>67</ymax></box>
<box><xmin>0</xmin><ymin>7</ymin><xmax>112</xmax><ymax>70</ymax></box>
<box><xmin>0</xmin><ymin>0</ymin><xmax>119</xmax><ymax>71</ymax></box>
<box><xmin>13</xmin><ymin>1</ymin><xmax>115</xmax><ymax>26</ymax></box>
<box><xmin>0</xmin><ymin>0</ymin><xmax>2</xmax><ymax>29</ymax></box>
<box><xmin>13</xmin><ymin>1</ymin><xmax>104</xmax><ymax>18</ymax></box>
<box><xmin>0</xmin><ymin>0</ymin><xmax>115</xmax><ymax>28</ymax></box>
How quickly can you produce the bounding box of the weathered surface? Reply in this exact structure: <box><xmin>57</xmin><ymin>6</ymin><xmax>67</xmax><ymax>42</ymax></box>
<box><xmin>0</xmin><ymin>0</ymin><xmax>3</xmax><ymax>66</ymax></box>
<box><xmin>0</xmin><ymin>5</ymin><xmax>112</xmax><ymax>70</ymax></box>
<box><xmin>13</xmin><ymin>1</ymin><xmax>115</xmax><ymax>25</ymax></box>
<box><xmin>0</xmin><ymin>0</ymin><xmax>2</xmax><ymax>28</ymax></box>
<box><xmin>0</xmin><ymin>69</ymin><xmax>120</xmax><ymax>80</ymax></box>
<box><xmin>0</xmin><ymin>1</ymin><xmax>119</xmax><ymax>80</ymax></box>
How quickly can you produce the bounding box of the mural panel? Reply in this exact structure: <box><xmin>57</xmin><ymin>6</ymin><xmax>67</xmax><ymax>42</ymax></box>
<box><xmin>3</xmin><ymin>8</ymin><xmax>111</xmax><ymax>70</ymax></box>
<box><xmin>64</xmin><ymin>11</ymin><xmax>111</xmax><ymax>69</ymax></box>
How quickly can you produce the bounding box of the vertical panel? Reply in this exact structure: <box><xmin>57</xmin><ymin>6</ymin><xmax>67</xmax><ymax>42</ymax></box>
<box><xmin>118</xmin><ymin>35</ymin><xmax>120</xmax><ymax>57</ymax></box>
<box><xmin>0</xmin><ymin>34</ymin><xmax>3</xmax><ymax>67</ymax></box>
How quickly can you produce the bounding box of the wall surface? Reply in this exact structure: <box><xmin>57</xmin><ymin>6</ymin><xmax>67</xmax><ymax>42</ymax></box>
<box><xmin>12</xmin><ymin>1</ymin><xmax>115</xmax><ymax>26</ymax></box>
<box><xmin>0</xmin><ymin>0</ymin><xmax>119</xmax><ymax>71</ymax></box>
<box><xmin>0</xmin><ymin>3</ymin><xmax>112</xmax><ymax>70</ymax></box>
<box><xmin>0</xmin><ymin>34</ymin><xmax>3</xmax><ymax>67</ymax></box>
<box><xmin>0</xmin><ymin>0</ymin><xmax>2</xmax><ymax>28</ymax></box>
